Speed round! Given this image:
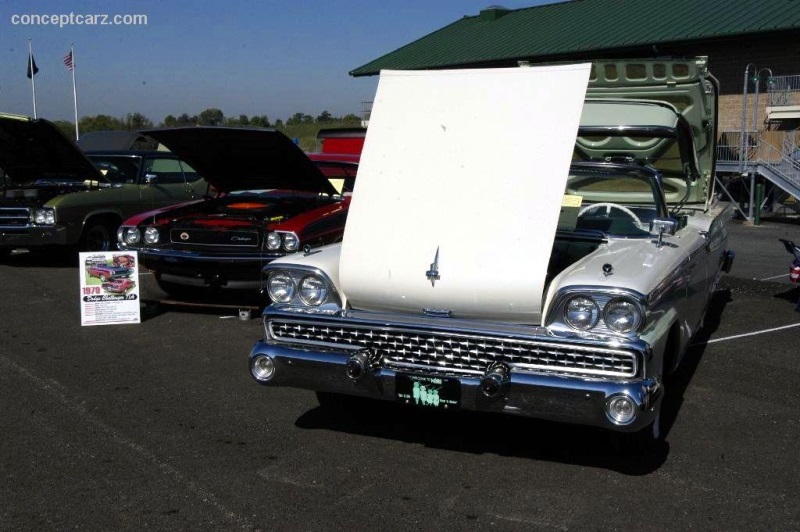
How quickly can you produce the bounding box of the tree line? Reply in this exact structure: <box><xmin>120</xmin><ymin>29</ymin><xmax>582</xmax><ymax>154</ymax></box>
<box><xmin>52</xmin><ymin>108</ymin><xmax>364</xmax><ymax>152</ymax></box>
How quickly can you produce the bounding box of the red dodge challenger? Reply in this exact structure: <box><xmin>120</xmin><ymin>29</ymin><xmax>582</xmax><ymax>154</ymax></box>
<box><xmin>117</xmin><ymin>127</ymin><xmax>359</xmax><ymax>300</ymax></box>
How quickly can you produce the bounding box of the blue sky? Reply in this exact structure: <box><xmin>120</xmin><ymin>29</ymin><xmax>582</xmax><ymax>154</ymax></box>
<box><xmin>1</xmin><ymin>0</ymin><xmax>554</xmax><ymax>125</ymax></box>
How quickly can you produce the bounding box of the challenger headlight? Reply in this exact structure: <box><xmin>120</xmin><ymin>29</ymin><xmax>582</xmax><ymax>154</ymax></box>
<box><xmin>143</xmin><ymin>226</ymin><xmax>160</xmax><ymax>244</ymax></box>
<box><xmin>564</xmin><ymin>296</ymin><xmax>599</xmax><ymax>330</ymax></box>
<box><xmin>298</xmin><ymin>275</ymin><xmax>328</xmax><ymax>306</ymax></box>
<box><xmin>33</xmin><ymin>208</ymin><xmax>55</xmax><ymax>225</ymax></box>
<box><xmin>121</xmin><ymin>227</ymin><xmax>141</xmax><ymax>245</ymax></box>
<box><xmin>267</xmin><ymin>271</ymin><xmax>296</xmax><ymax>303</ymax></box>
<box><xmin>266</xmin><ymin>232</ymin><xmax>281</xmax><ymax>250</ymax></box>
<box><xmin>603</xmin><ymin>298</ymin><xmax>642</xmax><ymax>334</ymax></box>
<box><xmin>283</xmin><ymin>232</ymin><xmax>299</xmax><ymax>251</ymax></box>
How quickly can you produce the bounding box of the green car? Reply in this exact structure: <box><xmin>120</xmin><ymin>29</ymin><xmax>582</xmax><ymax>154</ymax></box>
<box><xmin>0</xmin><ymin>113</ymin><xmax>206</xmax><ymax>259</ymax></box>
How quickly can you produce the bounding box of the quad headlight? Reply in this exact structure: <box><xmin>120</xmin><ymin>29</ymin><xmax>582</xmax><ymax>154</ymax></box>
<box><xmin>33</xmin><ymin>208</ymin><xmax>55</xmax><ymax>225</ymax></box>
<box><xmin>119</xmin><ymin>226</ymin><xmax>141</xmax><ymax>245</ymax></box>
<box><xmin>263</xmin><ymin>266</ymin><xmax>341</xmax><ymax>312</ymax></box>
<box><xmin>603</xmin><ymin>298</ymin><xmax>642</xmax><ymax>334</ymax></box>
<box><xmin>283</xmin><ymin>232</ymin><xmax>299</xmax><ymax>251</ymax></box>
<box><xmin>265</xmin><ymin>231</ymin><xmax>300</xmax><ymax>252</ymax></box>
<box><xmin>298</xmin><ymin>275</ymin><xmax>329</xmax><ymax>306</ymax></box>
<box><xmin>267</xmin><ymin>271</ymin><xmax>296</xmax><ymax>303</ymax></box>
<box><xmin>266</xmin><ymin>232</ymin><xmax>282</xmax><ymax>250</ymax></box>
<box><xmin>564</xmin><ymin>296</ymin><xmax>599</xmax><ymax>330</ymax></box>
<box><xmin>143</xmin><ymin>226</ymin><xmax>160</xmax><ymax>244</ymax></box>
<box><xmin>556</xmin><ymin>292</ymin><xmax>644</xmax><ymax>335</ymax></box>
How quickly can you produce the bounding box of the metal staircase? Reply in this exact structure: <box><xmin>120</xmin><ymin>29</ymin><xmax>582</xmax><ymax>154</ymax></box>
<box><xmin>716</xmin><ymin>131</ymin><xmax>800</xmax><ymax>217</ymax></box>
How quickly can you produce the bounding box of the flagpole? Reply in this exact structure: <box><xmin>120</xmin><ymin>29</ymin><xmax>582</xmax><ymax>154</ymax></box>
<box><xmin>70</xmin><ymin>44</ymin><xmax>79</xmax><ymax>141</ymax></box>
<box><xmin>28</xmin><ymin>39</ymin><xmax>37</xmax><ymax>119</ymax></box>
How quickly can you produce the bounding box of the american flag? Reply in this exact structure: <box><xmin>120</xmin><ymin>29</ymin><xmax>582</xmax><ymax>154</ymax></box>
<box><xmin>63</xmin><ymin>50</ymin><xmax>74</xmax><ymax>71</ymax></box>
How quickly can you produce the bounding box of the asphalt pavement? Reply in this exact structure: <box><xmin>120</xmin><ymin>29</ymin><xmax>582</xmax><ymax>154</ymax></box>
<box><xmin>1</xmin><ymin>217</ymin><xmax>799</xmax><ymax>531</ymax></box>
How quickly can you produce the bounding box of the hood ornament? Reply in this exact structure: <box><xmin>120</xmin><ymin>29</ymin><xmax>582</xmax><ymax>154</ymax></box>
<box><xmin>426</xmin><ymin>247</ymin><xmax>440</xmax><ymax>287</ymax></box>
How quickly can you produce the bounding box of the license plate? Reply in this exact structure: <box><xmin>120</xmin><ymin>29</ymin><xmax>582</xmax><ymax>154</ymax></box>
<box><xmin>395</xmin><ymin>373</ymin><xmax>460</xmax><ymax>409</ymax></box>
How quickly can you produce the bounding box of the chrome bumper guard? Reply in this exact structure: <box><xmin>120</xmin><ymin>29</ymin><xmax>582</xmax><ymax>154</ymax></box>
<box><xmin>249</xmin><ymin>311</ymin><xmax>662</xmax><ymax>432</ymax></box>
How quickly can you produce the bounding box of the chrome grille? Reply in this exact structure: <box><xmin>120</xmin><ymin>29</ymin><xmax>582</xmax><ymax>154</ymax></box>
<box><xmin>169</xmin><ymin>228</ymin><xmax>260</xmax><ymax>247</ymax></box>
<box><xmin>269</xmin><ymin>318</ymin><xmax>638</xmax><ymax>378</ymax></box>
<box><xmin>0</xmin><ymin>207</ymin><xmax>31</xmax><ymax>228</ymax></box>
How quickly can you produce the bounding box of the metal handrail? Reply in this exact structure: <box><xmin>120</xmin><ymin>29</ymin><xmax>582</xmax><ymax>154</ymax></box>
<box><xmin>716</xmin><ymin>131</ymin><xmax>800</xmax><ymax>220</ymax></box>
<box><xmin>767</xmin><ymin>75</ymin><xmax>800</xmax><ymax>107</ymax></box>
<box><xmin>717</xmin><ymin>132</ymin><xmax>800</xmax><ymax>179</ymax></box>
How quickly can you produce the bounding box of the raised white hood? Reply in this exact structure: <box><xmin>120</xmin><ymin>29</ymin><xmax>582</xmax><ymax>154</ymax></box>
<box><xmin>340</xmin><ymin>65</ymin><xmax>591</xmax><ymax>322</ymax></box>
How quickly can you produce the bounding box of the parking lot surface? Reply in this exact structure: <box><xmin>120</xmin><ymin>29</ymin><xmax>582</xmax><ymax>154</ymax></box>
<box><xmin>2</xmin><ymin>218</ymin><xmax>800</xmax><ymax>531</ymax></box>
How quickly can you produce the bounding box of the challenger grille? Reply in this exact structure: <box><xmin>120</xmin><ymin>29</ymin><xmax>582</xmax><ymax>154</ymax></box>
<box><xmin>269</xmin><ymin>319</ymin><xmax>639</xmax><ymax>378</ymax></box>
<box><xmin>169</xmin><ymin>228</ymin><xmax>260</xmax><ymax>248</ymax></box>
<box><xmin>0</xmin><ymin>207</ymin><xmax>32</xmax><ymax>228</ymax></box>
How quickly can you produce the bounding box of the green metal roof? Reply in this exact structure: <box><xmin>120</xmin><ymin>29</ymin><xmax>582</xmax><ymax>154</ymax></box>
<box><xmin>350</xmin><ymin>0</ymin><xmax>800</xmax><ymax>76</ymax></box>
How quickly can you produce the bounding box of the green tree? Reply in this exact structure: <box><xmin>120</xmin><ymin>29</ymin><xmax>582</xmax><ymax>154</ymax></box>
<box><xmin>79</xmin><ymin>114</ymin><xmax>126</xmax><ymax>133</ymax></box>
<box><xmin>249</xmin><ymin>115</ymin><xmax>270</xmax><ymax>128</ymax></box>
<box><xmin>316</xmin><ymin>110</ymin><xmax>332</xmax><ymax>122</ymax></box>
<box><xmin>124</xmin><ymin>112</ymin><xmax>153</xmax><ymax>131</ymax></box>
<box><xmin>238</xmin><ymin>114</ymin><xmax>250</xmax><ymax>126</ymax></box>
<box><xmin>52</xmin><ymin>120</ymin><xmax>76</xmax><ymax>141</ymax></box>
<box><xmin>287</xmin><ymin>112</ymin><xmax>315</xmax><ymax>126</ymax></box>
<box><xmin>162</xmin><ymin>114</ymin><xmax>178</xmax><ymax>127</ymax></box>
<box><xmin>342</xmin><ymin>113</ymin><xmax>361</xmax><ymax>125</ymax></box>
<box><xmin>197</xmin><ymin>108</ymin><xmax>224</xmax><ymax>126</ymax></box>
<box><xmin>176</xmin><ymin>113</ymin><xmax>197</xmax><ymax>127</ymax></box>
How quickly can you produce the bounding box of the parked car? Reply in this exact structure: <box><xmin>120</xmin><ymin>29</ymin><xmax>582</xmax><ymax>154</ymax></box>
<box><xmin>101</xmin><ymin>278</ymin><xmax>136</xmax><ymax>294</ymax></box>
<box><xmin>116</xmin><ymin>127</ymin><xmax>359</xmax><ymax>299</ymax></box>
<box><xmin>315</xmin><ymin>127</ymin><xmax>367</xmax><ymax>155</ymax></box>
<box><xmin>249</xmin><ymin>59</ymin><xmax>734</xmax><ymax>449</ymax></box>
<box><xmin>86</xmin><ymin>263</ymin><xmax>133</xmax><ymax>281</ymax></box>
<box><xmin>0</xmin><ymin>113</ymin><xmax>207</xmax><ymax>258</ymax></box>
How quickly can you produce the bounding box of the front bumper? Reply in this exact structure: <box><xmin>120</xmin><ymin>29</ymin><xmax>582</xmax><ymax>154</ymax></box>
<box><xmin>130</xmin><ymin>248</ymin><xmax>285</xmax><ymax>290</ymax></box>
<box><xmin>0</xmin><ymin>225</ymin><xmax>70</xmax><ymax>248</ymax></box>
<box><xmin>249</xmin><ymin>314</ymin><xmax>662</xmax><ymax>433</ymax></box>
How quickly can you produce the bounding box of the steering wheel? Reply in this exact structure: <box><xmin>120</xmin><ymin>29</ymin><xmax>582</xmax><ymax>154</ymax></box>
<box><xmin>578</xmin><ymin>202</ymin><xmax>646</xmax><ymax>231</ymax></box>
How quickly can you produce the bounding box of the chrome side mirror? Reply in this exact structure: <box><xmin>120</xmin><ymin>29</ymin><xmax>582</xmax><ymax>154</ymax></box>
<box><xmin>649</xmin><ymin>218</ymin><xmax>677</xmax><ymax>248</ymax></box>
<box><xmin>144</xmin><ymin>173</ymin><xmax>158</xmax><ymax>185</ymax></box>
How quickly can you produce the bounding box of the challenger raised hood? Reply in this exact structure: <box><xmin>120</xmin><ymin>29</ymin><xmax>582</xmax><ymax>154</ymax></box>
<box><xmin>0</xmin><ymin>112</ymin><xmax>104</xmax><ymax>183</ymax></box>
<box><xmin>339</xmin><ymin>66</ymin><xmax>591</xmax><ymax>322</ymax></box>
<box><xmin>143</xmin><ymin>127</ymin><xmax>337</xmax><ymax>195</ymax></box>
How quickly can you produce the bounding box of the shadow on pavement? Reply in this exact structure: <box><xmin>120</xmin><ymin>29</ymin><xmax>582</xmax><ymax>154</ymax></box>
<box><xmin>293</xmin><ymin>289</ymin><xmax>738</xmax><ymax>474</ymax></box>
<box><xmin>296</xmin><ymin>398</ymin><xmax>669</xmax><ymax>475</ymax></box>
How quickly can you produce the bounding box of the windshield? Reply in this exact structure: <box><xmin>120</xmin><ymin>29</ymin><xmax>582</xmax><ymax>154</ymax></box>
<box><xmin>559</xmin><ymin>164</ymin><xmax>666</xmax><ymax>238</ymax></box>
<box><xmin>88</xmin><ymin>155</ymin><xmax>142</xmax><ymax>184</ymax></box>
<box><xmin>574</xmin><ymin>132</ymin><xmax>691</xmax><ymax>205</ymax></box>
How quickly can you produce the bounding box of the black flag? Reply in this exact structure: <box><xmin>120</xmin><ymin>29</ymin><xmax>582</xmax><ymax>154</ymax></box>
<box><xmin>27</xmin><ymin>53</ymin><xmax>39</xmax><ymax>79</ymax></box>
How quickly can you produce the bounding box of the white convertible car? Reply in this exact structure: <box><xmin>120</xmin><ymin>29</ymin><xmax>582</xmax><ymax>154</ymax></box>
<box><xmin>249</xmin><ymin>58</ymin><xmax>733</xmax><ymax>449</ymax></box>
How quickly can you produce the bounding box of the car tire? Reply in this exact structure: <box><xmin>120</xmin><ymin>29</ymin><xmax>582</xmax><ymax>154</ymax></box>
<box><xmin>81</xmin><ymin>220</ymin><xmax>117</xmax><ymax>252</ymax></box>
<box><xmin>99</xmin><ymin>274</ymin><xmax>108</xmax><ymax>282</ymax></box>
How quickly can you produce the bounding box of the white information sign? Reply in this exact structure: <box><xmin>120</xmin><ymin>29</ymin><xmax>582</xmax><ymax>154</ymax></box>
<box><xmin>79</xmin><ymin>251</ymin><xmax>141</xmax><ymax>326</ymax></box>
